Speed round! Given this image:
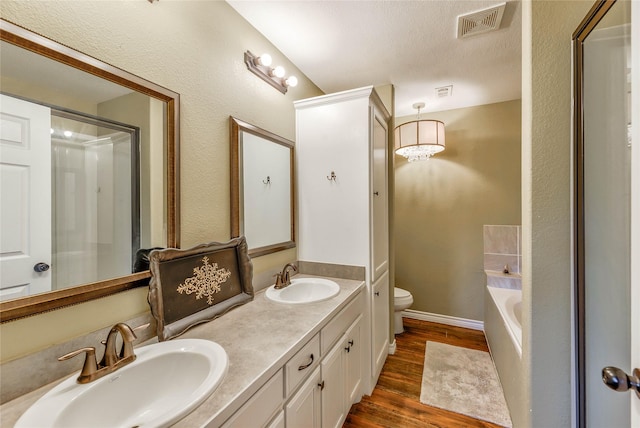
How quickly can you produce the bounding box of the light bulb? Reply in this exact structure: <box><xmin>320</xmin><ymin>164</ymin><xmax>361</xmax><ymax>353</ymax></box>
<box><xmin>272</xmin><ymin>66</ymin><xmax>285</xmax><ymax>78</ymax></box>
<box><xmin>285</xmin><ymin>76</ymin><xmax>298</xmax><ymax>87</ymax></box>
<box><xmin>257</xmin><ymin>53</ymin><xmax>272</xmax><ymax>67</ymax></box>
<box><xmin>63</xmin><ymin>130</ymin><xmax>73</xmax><ymax>138</ymax></box>
<box><xmin>50</xmin><ymin>128</ymin><xmax>54</xmax><ymax>135</ymax></box>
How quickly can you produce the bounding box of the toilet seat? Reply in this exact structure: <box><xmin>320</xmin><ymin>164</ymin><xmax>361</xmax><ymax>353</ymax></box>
<box><xmin>394</xmin><ymin>287</ymin><xmax>413</xmax><ymax>305</ymax></box>
<box><xmin>394</xmin><ymin>287</ymin><xmax>411</xmax><ymax>299</ymax></box>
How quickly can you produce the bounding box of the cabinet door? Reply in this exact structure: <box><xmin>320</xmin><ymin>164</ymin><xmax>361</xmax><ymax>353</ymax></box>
<box><xmin>370</xmin><ymin>107</ymin><xmax>389</xmax><ymax>282</ymax></box>
<box><xmin>296</xmin><ymin>97</ymin><xmax>370</xmax><ymax>267</ymax></box>
<box><xmin>321</xmin><ymin>337</ymin><xmax>346</xmax><ymax>428</ymax></box>
<box><xmin>345</xmin><ymin>315</ymin><xmax>363</xmax><ymax>406</ymax></box>
<box><xmin>372</xmin><ymin>271</ymin><xmax>389</xmax><ymax>381</ymax></box>
<box><xmin>222</xmin><ymin>370</ymin><xmax>284</xmax><ymax>428</ymax></box>
<box><xmin>286</xmin><ymin>367</ymin><xmax>321</xmax><ymax>428</ymax></box>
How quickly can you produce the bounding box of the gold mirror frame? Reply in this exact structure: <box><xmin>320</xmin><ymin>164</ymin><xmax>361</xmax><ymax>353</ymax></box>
<box><xmin>0</xmin><ymin>19</ymin><xmax>180</xmax><ymax>322</ymax></box>
<box><xmin>230</xmin><ymin>117</ymin><xmax>295</xmax><ymax>257</ymax></box>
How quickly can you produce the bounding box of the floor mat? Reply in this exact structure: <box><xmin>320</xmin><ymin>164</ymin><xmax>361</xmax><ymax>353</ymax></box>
<box><xmin>420</xmin><ymin>341</ymin><xmax>512</xmax><ymax>427</ymax></box>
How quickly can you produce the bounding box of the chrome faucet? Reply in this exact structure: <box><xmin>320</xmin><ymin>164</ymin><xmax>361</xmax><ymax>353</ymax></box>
<box><xmin>58</xmin><ymin>322</ymin><xmax>143</xmax><ymax>384</ymax></box>
<box><xmin>274</xmin><ymin>263</ymin><xmax>297</xmax><ymax>289</ymax></box>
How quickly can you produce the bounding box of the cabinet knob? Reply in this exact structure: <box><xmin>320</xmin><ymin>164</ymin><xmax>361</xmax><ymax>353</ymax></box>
<box><xmin>374</xmin><ymin>291</ymin><xmax>380</xmax><ymax>296</ymax></box>
<box><xmin>345</xmin><ymin>345</ymin><xmax>351</xmax><ymax>353</ymax></box>
<box><xmin>318</xmin><ymin>380</ymin><xmax>325</xmax><ymax>390</ymax></box>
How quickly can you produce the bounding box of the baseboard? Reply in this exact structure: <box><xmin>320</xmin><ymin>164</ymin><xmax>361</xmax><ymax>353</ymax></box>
<box><xmin>402</xmin><ymin>309</ymin><xmax>484</xmax><ymax>331</ymax></box>
<box><xmin>388</xmin><ymin>339</ymin><xmax>397</xmax><ymax>355</ymax></box>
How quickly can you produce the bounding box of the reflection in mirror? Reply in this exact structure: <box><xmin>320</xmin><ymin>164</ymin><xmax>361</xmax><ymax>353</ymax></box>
<box><xmin>230</xmin><ymin>117</ymin><xmax>295</xmax><ymax>257</ymax></box>
<box><xmin>0</xmin><ymin>19</ymin><xmax>180</xmax><ymax>322</ymax></box>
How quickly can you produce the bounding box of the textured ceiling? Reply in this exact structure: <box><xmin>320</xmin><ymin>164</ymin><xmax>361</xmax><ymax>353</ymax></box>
<box><xmin>227</xmin><ymin>0</ymin><xmax>522</xmax><ymax>117</ymax></box>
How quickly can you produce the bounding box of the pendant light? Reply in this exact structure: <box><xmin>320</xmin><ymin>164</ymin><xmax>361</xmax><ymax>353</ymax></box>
<box><xmin>394</xmin><ymin>102</ymin><xmax>445</xmax><ymax>162</ymax></box>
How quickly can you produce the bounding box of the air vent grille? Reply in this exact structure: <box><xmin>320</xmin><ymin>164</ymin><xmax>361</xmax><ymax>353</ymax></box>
<box><xmin>435</xmin><ymin>85</ymin><xmax>453</xmax><ymax>98</ymax></box>
<box><xmin>457</xmin><ymin>2</ymin><xmax>506</xmax><ymax>38</ymax></box>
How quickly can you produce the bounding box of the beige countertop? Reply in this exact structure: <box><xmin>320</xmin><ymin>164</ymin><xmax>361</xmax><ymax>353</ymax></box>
<box><xmin>0</xmin><ymin>274</ymin><xmax>365</xmax><ymax>427</ymax></box>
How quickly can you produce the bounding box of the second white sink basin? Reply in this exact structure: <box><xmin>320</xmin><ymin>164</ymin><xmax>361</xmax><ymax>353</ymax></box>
<box><xmin>16</xmin><ymin>338</ymin><xmax>228</xmax><ymax>428</ymax></box>
<box><xmin>265</xmin><ymin>277</ymin><xmax>340</xmax><ymax>304</ymax></box>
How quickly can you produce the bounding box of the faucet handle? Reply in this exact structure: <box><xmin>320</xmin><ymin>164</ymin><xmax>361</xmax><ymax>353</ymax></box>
<box><xmin>58</xmin><ymin>347</ymin><xmax>98</xmax><ymax>383</ymax></box>
<box><xmin>274</xmin><ymin>272</ymin><xmax>285</xmax><ymax>288</ymax></box>
<box><xmin>133</xmin><ymin>322</ymin><xmax>150</xmax><ymax>334</ymax></box>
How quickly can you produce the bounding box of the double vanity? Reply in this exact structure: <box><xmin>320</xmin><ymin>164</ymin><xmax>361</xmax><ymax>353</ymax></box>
<box><xmin>0</xmin><ymin>19</ymin><xmax>392</xmax><ymax>427</ymax></box>
<box><xmin>2</xmin><ymin>275</ymin><xmax>365</xmax><ymax>427</ymax></box>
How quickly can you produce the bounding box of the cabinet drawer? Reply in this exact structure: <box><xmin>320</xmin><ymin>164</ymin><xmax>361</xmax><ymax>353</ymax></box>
<box><xmin>285</xmin><ymin>333</ymin><xmax>320</xmax><ymax>396</ymax></box>
<box><xmin>321</xmin><ymin>291</ymin><xmax>363</xmax><ymax>354</ymax></box>
<box><xmin>222</xmin><ymin>369</ymin><xmax>284</xmax><ymax>428</ymax></box>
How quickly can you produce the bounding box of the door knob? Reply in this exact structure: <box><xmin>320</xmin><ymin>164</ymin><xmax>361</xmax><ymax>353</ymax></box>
<box><xmin>602</xmin><ymin>366</ymin><xmax>640</xmax><ymax>399</ymax></box>
<box><xmin>33</xmin><ymin>262</ymin><xmax>50</xmax><ymax>273</ymax></box>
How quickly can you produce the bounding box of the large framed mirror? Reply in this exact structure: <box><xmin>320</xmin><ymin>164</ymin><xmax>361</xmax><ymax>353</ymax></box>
<box><xmin>0</xmin><ymin>19</ymin><xmax>180</xmax><ymax>322</ymax></box>
<box><xmin>230</xmin><ymin>117</ymin><xmax>295</xmax><ymax>257</ymax></box>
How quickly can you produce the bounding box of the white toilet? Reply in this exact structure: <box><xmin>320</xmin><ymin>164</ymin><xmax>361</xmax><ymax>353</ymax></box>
<box><xmin>393</xmin><ymin>287</ymin><xmax>414</xmax><ymax>334</ymax></box>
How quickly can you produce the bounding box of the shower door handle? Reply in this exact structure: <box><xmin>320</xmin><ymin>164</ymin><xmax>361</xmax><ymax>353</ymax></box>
<box><xmin>601</xmin><ymin>366</ymin><xmax>640</xmax><ymax>399</ymax></box>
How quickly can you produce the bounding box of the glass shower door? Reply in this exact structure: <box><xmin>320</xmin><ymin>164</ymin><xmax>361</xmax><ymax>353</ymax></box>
<box><xmin>575</xmin><ymin>0</ymin><xmax>637</xmax><ymax>426</ymax></box>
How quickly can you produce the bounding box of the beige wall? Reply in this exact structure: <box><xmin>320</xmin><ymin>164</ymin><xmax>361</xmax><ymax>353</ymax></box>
<box><xmin>522</xmin><ymin>0</ymin><xmax>593</xmax><ymax>426</ymax></box>
<box><xmin>0</xmin><ymin>1</ymin><xmax>322</xmax><ymax>362</ymax></box>
<box><xmin>394</xmin><ymin>100</ymin><xmax>521</xmax><ymax>322</ymax></box>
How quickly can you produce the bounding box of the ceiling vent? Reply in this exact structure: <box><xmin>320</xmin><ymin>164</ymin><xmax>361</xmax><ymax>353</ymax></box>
<box><xmin>435</xmin><ymin>85</ymin><xmax>453</xmax><ymax>98</ymax></box>
<box><xmin>457</xmin><ymin>2</ymin><xmax>506</xmax><ymax>39</ymax></box>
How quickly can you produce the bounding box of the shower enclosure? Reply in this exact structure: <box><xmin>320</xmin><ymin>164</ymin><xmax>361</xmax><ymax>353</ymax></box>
<box><xmin>50</xmin><ymin>110</ymin><xmax>140</xmax><ymax>291</ymax></box>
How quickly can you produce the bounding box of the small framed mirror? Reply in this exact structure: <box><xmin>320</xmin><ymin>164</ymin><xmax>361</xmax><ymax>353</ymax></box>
<box><xmin>230</xmin><ymin>117</ymin><xmax>295</xmax><ymax>257</ymax></box>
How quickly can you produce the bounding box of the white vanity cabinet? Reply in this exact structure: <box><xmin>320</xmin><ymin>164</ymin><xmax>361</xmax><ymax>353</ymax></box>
<box><xmin>321</xmin><ymin>315</ymin><xmax>362</xmax><ymax>428</ymax></box>
<box><xmin>220</xmin><ymin>289</ymin><xmax>364</xmax><ymax>428</ymax></box>
<box><xmin>221</xmin><ymin>369</ymin><xmax>284</xmax><ymax>428</ymax></box>
<box><xmin>286</xmin><ymin>366</ymin><xmax>322</xmax><ymax>428</ymax></box>
<box><xmin>289</xmin><ymin>290</ymin><xmax>365</xmax><ymax>428</ymax></box>
<box><xmin>295</xmin><ymin>86</ymin><xmax>391</xmax><ymax>394</ymax></box>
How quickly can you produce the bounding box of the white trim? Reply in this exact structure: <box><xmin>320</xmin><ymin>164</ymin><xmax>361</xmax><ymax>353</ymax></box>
<box><xmin>293</xmin><ymin>85</ymin><xmax>374</xmax><ymax>109</ymax></box>
<box><xmin>402</xmin><ymin>309</ymin><xmax>484</xmax><ymax>331</ymax></box>
<box><xmin>388</xmin><ymin>339</ymin><xmax>397</xmax><ymax>355</ymax></box>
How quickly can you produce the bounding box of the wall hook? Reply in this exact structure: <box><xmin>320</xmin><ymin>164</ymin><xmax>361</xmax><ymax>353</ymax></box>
<box><xmin>263</xmin><ymin>176</ymin><xmax>271</xmax><ymax>184</ymax></box>
<box><xmin>327</xmin><ymin>171</ymin><xmax>337</xmax><ymax>181</ymax></box>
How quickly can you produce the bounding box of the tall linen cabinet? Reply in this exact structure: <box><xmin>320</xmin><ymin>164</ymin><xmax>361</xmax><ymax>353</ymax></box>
<box><xmin>294</xmin><ymin>86</ymin><xmax>390</xmax><ymax>396</ymax></box>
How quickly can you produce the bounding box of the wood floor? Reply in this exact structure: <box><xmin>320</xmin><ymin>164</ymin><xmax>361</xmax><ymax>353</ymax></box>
<box><xmin>344</xmin><ymin>318</ymin><xmax>504</xmax><ymax>428</ymax></box>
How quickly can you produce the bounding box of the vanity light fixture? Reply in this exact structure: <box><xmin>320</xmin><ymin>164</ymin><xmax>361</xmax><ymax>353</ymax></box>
<box><xmin>394</xmin><ymin>102</ymin><xmax>446</xmax><ymax>162</ymax></box>
<box><xmin>244</xmin><ymin>50</ymin><xmax>297</xmax><ymax>94</ymax></box>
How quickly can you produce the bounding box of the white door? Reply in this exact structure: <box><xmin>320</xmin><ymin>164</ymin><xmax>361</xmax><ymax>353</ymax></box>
<box><xmin>0</xmin><ymin>94</ymin><xmax>51</xmax><ymax>300</ymax></box>
<box><xmin>370</xmin><ymin>107</ymin><xmax>389</xmax><ymax>282</ymax></box>
<box><xmin>578</xmin><ymin>0</ymin><xmax>638</xmax><ymax>426</ymax></box>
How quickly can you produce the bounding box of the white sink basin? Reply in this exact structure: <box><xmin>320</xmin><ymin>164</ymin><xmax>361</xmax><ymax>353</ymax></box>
<box><xmin>265</xmin><ymin>277</ymin><xmax>340</xmax><ymax>304</ymax></box>
<box><xmin>16</xmin><ymin>339</ymin><xmax>228</xmax><ymax>428</ymax></box>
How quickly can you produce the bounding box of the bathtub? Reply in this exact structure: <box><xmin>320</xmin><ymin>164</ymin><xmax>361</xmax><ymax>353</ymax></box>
<box><xmin>486</xmin><ymin>286</ymin><xmax>522</xmax><ymax>356</ymax></box>
<box><xmin>485</xmin><ymin>282</ymin><xmax>523</xmax><ymax>426</ymax></box>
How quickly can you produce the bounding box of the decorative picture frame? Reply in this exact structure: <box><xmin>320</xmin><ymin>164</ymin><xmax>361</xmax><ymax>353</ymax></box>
<box><xmin>148</xmin><ymin>237</ymin><xmax>254</xmax><ymax>341</ymax></box>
